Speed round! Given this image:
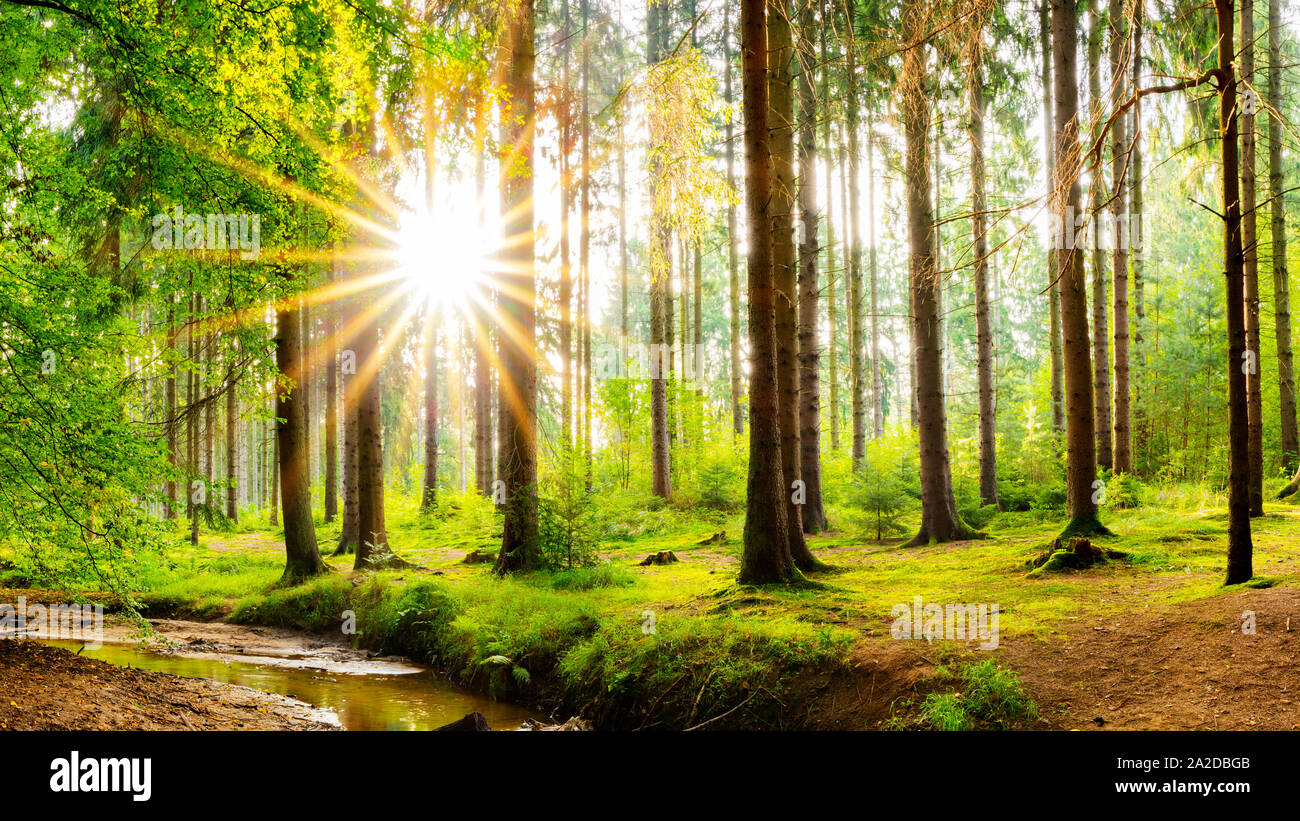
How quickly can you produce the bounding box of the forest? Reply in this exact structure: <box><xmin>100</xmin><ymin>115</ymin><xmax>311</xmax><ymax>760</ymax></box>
<box><xmin>1</xmin><ymin>0</ymin><xmax>1299</xmax><ymax>737</ymax></box>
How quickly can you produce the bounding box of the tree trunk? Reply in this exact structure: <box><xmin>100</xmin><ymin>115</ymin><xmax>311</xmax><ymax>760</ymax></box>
<box><xmin>493</xmin><ymin>0</ymin><xmax>540</xmax><ymax>574</ymax></box>
<box><xmin>324</xmin><ymin>254</ymin><xmax>339</xmax><ymax>522</ymax></box>
<box><xmin>821</xmin><ymin>4</ymin><xmax>840</xmax><ymax>453</ymax></box>
<box><xmin>1109</xmin><ymin>0</ymin><xmax>1131</xmax><ymax>474</ymax></box>
<box><xmin>1087</xmin><ymin>0</ymin><xmax>1112</xmax><ymax>471</ymax></box>
<box><xmin>843</xmin><ymin>0</ymin><xmax>865</xmax><ymax>470</ymax></box>
<box><xmin>769</xmin><ymin>0</ymin><xmax>819</xmax><ymax>569</ymax></box>
<box><xmin>1053</xmin><ymin>0</ymin><xmax>1107</xmax><ymax>537</ymax></box>
<box><xmin>1130</xmin><ymin>0</ymin><xmax>1146</xmax><ymax>462</ymax></box>
<box><xmin>421</xmin><ymin>308</ymin><xmax>438</xmax><ymax>511</ymax></box>
<box><xmin>647</xmin><ymin>0</ymin><xmax>672</xmax><ymax>500</ymax></box>
<box><xmin>901</xmin><ymin>1</ymin><xmax>978</xmax><ymax>547</ymax></box>
<box><xmin>796</xmin><ymin>0</ymin><xmax>827</xmax><ymax>535</ymax></box>
<box><xmin>275</xmin><ymin>269</ymin><xmax>326</xmax><ymax>584</ymax></box>
<box><xmin>1242</xmin><ymin>0</ymin><xmax>1264</xmax><ymax>516</ymax></box>
<box><xmin>1041</xmin><ymin>0</ymin><xmax>1064</xmax><ymax>435</ymax></box>
<box><xmin>1270</xmin><ymin>0</ymin><xmax>1297</xmax><ymax>472</ymax></box>
<box><xmin>726</xmin><ymin>7</ymin><xmax>743</xmax><ymax>438</ymax></box>
<box><xmin>739</xmin><ymin>0</ymin><xmax>796</xmax><ymax>585</ymax></box>
<box><xmin>969</xmin><ymin>41</ymin><xmax>998</xmax><ymax>508</ymax></box>
<box><xmin>336</xmin><ymin>362</ymin><xmax>359</xmax><ymax>555</ymax></box>
<box><xmin>1217</xmin><ymin>0</ymin><xmax>1254</xmax><ymax>584</ymax></box>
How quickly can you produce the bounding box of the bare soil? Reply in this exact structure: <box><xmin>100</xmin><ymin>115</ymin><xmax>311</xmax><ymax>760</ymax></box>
<box><xmin>0</xmin><ymin>640</ymin><xmax>338</xmax><ymax>731</ymax></box>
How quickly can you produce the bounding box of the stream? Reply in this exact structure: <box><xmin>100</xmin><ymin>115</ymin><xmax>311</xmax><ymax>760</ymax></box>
<box><xmin>38</xmin><ymin>620</ymin><xmax>546</xmax><ymax>731</ymax></box>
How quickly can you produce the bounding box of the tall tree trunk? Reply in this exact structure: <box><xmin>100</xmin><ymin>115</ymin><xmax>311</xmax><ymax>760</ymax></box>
<box><xmin>901</xmin><ymin>1</ymin><xmax>977</xmax><ymax>547</ymax></box>
<box><xmin>769</xmin><ymin>0</ymin><xmax>818</xmax><ymax>569</ymax></box>
<box><xmin>324</xmin><ymin>254</ymin><xmax>339</xmax><ymax>521</ymax></box>
<box><xmin>1270</xmin><ymin>0</ymin><xmax>1297</xmax><ymax>474</ymax></box>
<box><xmin>1109</xmin><ymin>0</ymin><xmax>1132</xmax><ymax>474</ymax></box>
<box><xmin>336</xmin><ymin>362</ymin><xmax>359</xmax><ymax>555</ymax></box>
<box><xmin>796</xmin><ymin>0</ymin><xmax>827</xmax><ymax>535</ymax></box>
<box><xmin>275</xmin><ymin>269</ymin><xmax>326</xmax><ymax>584</ymax></box>
<box><xmin>1130</xmin><ymin>0</ymin><xmax>1146</xmax><ymax>462</ymax></box>
<box><xmin>494</xmin><ymin>0</ymin><xmax>540</xmax><ymax>574</ymax></box>
<box><xmin>559</xmin><ymin>0</ymin><xmax>573</xmax><ymax>452</ymax></box>
<box><xmin>821</xmin><ymin>4</ymin><xmax>840</xmax><ymax>453</ymax></box>
<box><xmin>844</xmin><ymin>0</ymin><xmax>865</xmax><ymax>470</ymax></box>
<box><xmin>1242</xmin><ymin>0</ymin><xmax>1264</xmax><ymax>516</ymax></box>
<box><xmin>1217</xmin><ymin>0</ymin><xmax>1254</xmax><ymax>583</ymax></box>
<box><xmin>725</xmin><ymin>5</ymin><xmax>743</xmax><ymax>437</ymax></box>
<box><xmin>165</xmin><ymin>294</ymin><xmax>178</xmax><ymax>519</ymax></box>
<box><xmin>581</xmin><ymin>0</ymin><xmax>593</xmax><ymax>485</ymax></box>
<box><xmin>647</xmin><ymin>0</ymin><xmax>672</xmax><ymax>500</ymax></box>
<box><xmin>1088</xmin><ymin>0</ymin><xmax>1112</xmax><ymax>471</ymax></box>
<box><xmin>739</xmin><ymin>0</ymin><xmax>796</xmax><ymax>585</ymax></box>
<box><xmin>422</xmin><ymin>308</ymin><xmax>438</xmax><ymax>511</ymax></box>
<box><xmin>1054</xmin><ymin>0</ymin><xmax>1107</xmax><ymax>537</ymax></box>
<box><xmin>969</xmin><ymin>38</ymin><xmax>998</xmax><ymax>508</ymax></box>
<box><xmin>868</xmin><ymin>121</ymin><xmax>882</xmax><ymax>438</ymax></box>
<box><xmin>1042</xmin><ymin>0</ymin><xmax>1064</xmax><ymax>435</ymax></box>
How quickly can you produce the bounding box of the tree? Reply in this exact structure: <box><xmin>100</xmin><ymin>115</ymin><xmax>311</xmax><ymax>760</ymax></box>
<box><xmin>900</xmin><ymin>0</ymin><xmax>979</xmax><ymax>547</ymax></box>
<box><xmin>724</xmin><ymin>4</ymin><xmax>744</xmax><ymax>437</ymax></box>
<box><xmin>1109</xmin><ymin>0</ymin><xmax>1131</xmax><ymax>474</ymax></box>
<box><xmin>796</xmin><ymin>0</ymin><xmax>828</xmax><ymax>533</ymax></box>
<box><xmin>739</xmin><ymin>0</ymin><xmax>797</xmax><ymax>585</ymax></box>
<box><xmin>493</xmin><ymin>0</ymin><xmax>540</xmax><ymax>575</ymax></box>
<box><xmin>1215</xmin><ymin>0</ymin><xmax>1253</xmax><ymax>584</ymax></box>
<box><xmin>1041</xmin><ymin>0</ymin><xmax>1064</xmax><ymax>435</ymax></box>
<box><xmin>769</xmin><ymin>0</ymin><xmax>821</xmax><ymax>569</ymax></box>
<box><xmin>647</xmin><ymin>0</ymin><xmax>672</xmax><ymax>500</ymax></box>
<box><xmin>1087</xmin><ymin>0</ymin><xmax>1112</xmax><ymax>471</ymax></box>
<box><xmin>967</xmin><ymin>12</ymin><xmax>997</xmax><ymax>508</ymax></box>
<box><xmin>842</xmin><ymin>0</ymin><xmax>866</xmax><ymax>470</ymax></box>
<box><xmin>1053</xmin><ymin>0</ymin><xmax>1108</xmax><ymax>537</ymax></box>
<box><xmin>1269</xmin><ymin>0</ymin><xmax>1297</xmax><ymax>473</ymax></box>
<box><xmin>1241</xmin><ymin>0</ymin><xmax>1263</xmax><ymax>517</ymax></box>
<box><xmin>274</xmin><ymin>266</ymin><xmax>326</xmax><ymax>583</ymax></box>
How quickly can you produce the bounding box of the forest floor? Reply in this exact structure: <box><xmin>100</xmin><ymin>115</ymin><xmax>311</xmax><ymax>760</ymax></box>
<box><xmin>4</xmin><ymin>489</ymin><xmax>1300</xmax><ymax>730</ymax></box>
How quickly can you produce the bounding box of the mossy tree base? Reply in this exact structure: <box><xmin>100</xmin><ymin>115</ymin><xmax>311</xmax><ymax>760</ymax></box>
<box><xmin>1057</xmin><ymin>512</ymin><xmax>1115</xmax><ymax>540</ymax></box>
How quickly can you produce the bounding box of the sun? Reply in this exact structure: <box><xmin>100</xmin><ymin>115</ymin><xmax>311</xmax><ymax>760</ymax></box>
<box><xmin>393</xmin><ymin>192</ymin><xmax>484</xmax><ymax>313</ymax></box>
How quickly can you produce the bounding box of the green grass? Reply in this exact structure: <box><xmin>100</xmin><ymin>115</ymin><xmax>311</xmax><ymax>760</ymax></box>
<box><xmin>917</xmin><ymin>660</ymin><xmax>1039</xmax><ymax>730</ymax></box>
<box><xmin>6</xmin><ymin>481</ymin><xmax>1300</xmax><ymax>729</ymax></box>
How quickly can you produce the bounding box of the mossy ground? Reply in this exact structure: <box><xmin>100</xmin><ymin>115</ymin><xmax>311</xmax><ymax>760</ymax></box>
<box><xmin>6</xmin><ymin>483</ymin><xmax>1299</xmax><ymax>729</ymax></box>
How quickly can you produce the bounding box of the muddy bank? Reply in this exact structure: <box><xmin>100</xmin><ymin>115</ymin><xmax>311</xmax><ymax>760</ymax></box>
<box><xmin>0</xmin><ymin>640</ymin><xmax>338</xmax><ymax>730</ymax></box>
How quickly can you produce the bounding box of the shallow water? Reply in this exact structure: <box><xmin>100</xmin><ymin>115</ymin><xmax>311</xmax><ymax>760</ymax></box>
<box><xmin>42</xmin><ymin>639</ymin><xmax>545</xmax><ymax>731</ymax></box>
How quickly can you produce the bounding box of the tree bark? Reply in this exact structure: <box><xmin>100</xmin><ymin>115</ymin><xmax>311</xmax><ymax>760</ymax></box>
<box><xmin>275</xmin><ymin>269</ymin><xmax>326</xmax><ymax>584</ymax></box>
<box><xmin>769</xmin><ymin>0</ymin><xmax>819</xmax><ymax>568</ymax></box>
<box><xmin>796</xmin><ymin>0</ymin><xmax>828</xmax><ymax>534</ymax></box>
<box><xmin>725</xmin><ymin>4</ymin><xmax>743</xmax><ymax>437</ymax></box>
<box><xmin>647</xmin><ymin>0</ymin><xmax>672</xmax><ymax>500</ymax></box>
<box><xmin>493</xmin><ymin>0</ymin><xmax>540</xmax><ymax>574</ymax></box>
<box><xmin>739</xmin><ymin>0</ymin><xmax>796</xmax><ymax>585</ymax></box>
<box><xmin>1053</xmin><ymin>0</ymin><xmax>1108</xmax><ymax>537</ymax></box>
<box><xmin>1109</xmin><ymin>0</ymin><xmax>1131</xmax><ymax>474</ymax></box>
<box><xmin>1087</xmin><ymin>0</ymin><xmax>1112</xmax><ymax>471</ymax></box>
<box><xmin>843</xmin><ymin>0</ymin><xmax>865</xmax><ymax>470</ymax></box>
<box><xmin>1242</xmin><ymin>0</ymin><xmax>1264</xmax><ymax>516</ymax></box>
<box><xmin>1217</xmin><ymin>0</ymin><xmax>1254</xmax><ymax>584</ymax></box>
<box><xmin>1269</xmin><ymin>0</ymin><xmax>1297</xmax><ymax>472</ymax></box>
<box><xmin>969</xmin><ymin>40</ymin><xmax>998</xmax><ymax>508</ymax></box>
<box><xmin>901</xmin><ymin>1</ymin><xmax>978</xmax><ymax>547</ymax></box>
<box><xmin>1041</xmin><ymin>0</ymin><xmax>1064</xmax><ymax>435</ymax></box>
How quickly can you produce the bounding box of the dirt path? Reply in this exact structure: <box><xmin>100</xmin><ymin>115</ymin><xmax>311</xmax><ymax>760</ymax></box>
<box><xmin>997</xmin><ymin>584</ymin><xmax>1300</xmax><ymax>730</ymax></box>
<box><xmin>0</xmin><ymin>640</ymin><xmax>339</xmax><ymax>730</ymax></box>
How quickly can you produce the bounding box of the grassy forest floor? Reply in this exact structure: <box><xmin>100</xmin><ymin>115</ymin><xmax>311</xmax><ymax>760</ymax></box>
<box><xmin>4</xmin><ymin>486</ymin><xmax>1300</xmax><ymax>730</ymax></box>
